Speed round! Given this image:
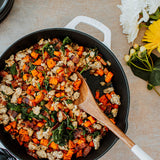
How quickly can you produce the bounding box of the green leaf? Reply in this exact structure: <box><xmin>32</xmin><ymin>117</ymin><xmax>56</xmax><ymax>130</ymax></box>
<box><xmin>149</xmin><ymin>7</ymin><xmax>160</xmax><ymax>20</ymax></box>
<box><xmin>65</xmin><ymin>99</ymin><xmax>73</xmax><ymax>104</ymax></box>
<box><xmin>62</xmin><ymin>36</ymin><xmax>72</xmax><ymax>45</ymax></box>
<box><xmin>149</xmin><ymin>58</ymin><xmax>160</xmax><ymax>86</ymax></box>
<box><xmin>50</xmin><ymin>111</ymin><xmax>57</xmax><ymax>123</ymax></box>
<box><xmin>51</xmin><ymin>119</ymin><xmax>74</xmax><ymax>146</ymax></box>
<box><xmin>40</xmin><ymin>100</ymin><xmax>47</xmax><ymax>106</ymax></box>
<box><xmin>9</xmin><ymin>63</ymin><xmax>17</xmax><ymax>75</ymax></box>
<box><xmin>7</xmin><ymin>103</ymin><xmax>21</xmax><ymax>112</ymax></box>
<box><xmin>90</xmin><ymin>131</ymin><xmax>100</xmax><ymax>138</ymax></box>
<box><xmin>129</xmin><ymin>63</ymin><xmax>150</xmax><ymax>81</ymax></box>
<box><xmin>67</xmin><ymin>118</ymin><xmax>74</xmax><ymax>130</ymax></box>
<box><xmin>42</xmin><ymin>43</ymin><xmax>56</xmax><ymax>57</ymax></box>
<box><xmin>128</xmin><ymin>53</ymin><xmax>157</xmax><ymax>82</ymax></box>
<box><xmin>35</xmin><ymin>49</ymin><xmax>42</xmax><ymax>54</ymax></box>
<box><xmin>53</xmin><ymin>96</ymin><xmax>65</xmax><ymax>102</ymax></box>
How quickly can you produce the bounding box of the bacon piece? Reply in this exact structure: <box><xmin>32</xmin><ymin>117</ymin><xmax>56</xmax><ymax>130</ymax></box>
<box><xmin>71</xmin><ymin>55</ymin><xmax>80</xmax><ymax>64</ymax></box>
<box><xmin>87</xmin><ymin>127</ymin><xmax>95</xmax><ymax>134</ymax></box>
<box><xmin>22</xmin><ymin>97</ymin><xmax>30</xmax><ymax>105</ymax></box>
<box><xmin>74</xmin><ymin>129</ymin><xmax>83</xmax><ymax>139</ymax></box>
<box><xmin>105</xmin><ymin>103</ymin><xmax>112</xmax><ymax>114</ymax></box>
<box><xmin>83</xmin><ymin>146</ymin><xmax>92</xmax><ymax>157</ymax></box>
<box><xmin>52</xmin><ymin>38</ymin><xmax>59</xmax><ymax>44</ymax></box>
<box><xmin>33</xmin><ymin>44</ymin><xmax>40</xmax><ymax>50</ymax></box>
<box><xmin>8</xmin><ymin>110</ymin><xmax>18</xmax><ymax>118</ymax></box>
<box><xmin>11</xmin><ymin>80</ymin><xmax>18</xmax><ymax>88</ymax></box>
<box><xmin>0</xmin><ymin>71</ymin><xmax>8</xmax><ymax>77</ymax></box>
<box><xmin>37</xmin><ymin>66</ymin><xmax>44</xmax><ymax>71</ymax></box>
<box><xmin>55</xmin><ymin>41</ymin><xmax>62</xmax><ymax>50</ymax></box>
<box><xmin>22</xmin><ymin>83</ymin><xmax>28</xmax><ymax>90</ymax></box>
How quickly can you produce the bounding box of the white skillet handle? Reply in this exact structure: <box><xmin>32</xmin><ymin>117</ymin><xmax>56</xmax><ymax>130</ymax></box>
<box><xmin>131</xmin><ymin>145</ymin><xmax>153</xmax><ymax>160</ymax></box>
<box><xmin>65</xmin><ymin>16</ymin><xmax>111</xmax><ymax>49</ymax></box>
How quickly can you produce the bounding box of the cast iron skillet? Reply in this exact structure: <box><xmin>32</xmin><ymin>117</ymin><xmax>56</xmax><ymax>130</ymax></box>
<box><xmin>0</xmin><ymin>23</ymin><xmax>130</xmax><ymax>160</ymax></box>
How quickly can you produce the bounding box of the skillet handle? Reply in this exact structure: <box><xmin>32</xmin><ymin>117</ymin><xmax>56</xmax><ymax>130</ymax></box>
<box><xmin>0</xmin><ymin>148</ymin><xmax>16</xmax><ymax>160</ymax></box>
<box><xmin>65</xmin><ymin>16</ymin><xmax>111</xmax><ymax>49</ymax></box>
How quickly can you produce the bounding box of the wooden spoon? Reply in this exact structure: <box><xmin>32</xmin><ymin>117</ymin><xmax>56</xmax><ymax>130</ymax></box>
<box><xmin>74</xmin><ymin>72</ymin><xmax>153</xmax><ymax>160</ymax></box>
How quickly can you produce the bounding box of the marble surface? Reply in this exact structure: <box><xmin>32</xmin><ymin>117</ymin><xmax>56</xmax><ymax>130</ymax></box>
<box><xmin>0</xmin><ymin>0</ymin><xmax>159</xmax><ymax>160</ymax></box>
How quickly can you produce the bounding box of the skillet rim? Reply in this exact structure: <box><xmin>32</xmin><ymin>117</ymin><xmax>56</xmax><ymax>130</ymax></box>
<box><xmin>0</xmin><ymin>28</ymin><xmax>130</xmax><ymax>160</ymax></box>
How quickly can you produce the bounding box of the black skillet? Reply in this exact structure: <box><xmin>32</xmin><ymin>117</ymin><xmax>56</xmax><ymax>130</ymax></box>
<box><xmin>0</xmin><ymin>16</ymin><xmax>130</xmax><ymax>160</ymax></box>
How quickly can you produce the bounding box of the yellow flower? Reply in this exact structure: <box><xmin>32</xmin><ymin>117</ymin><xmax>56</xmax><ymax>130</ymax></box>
<box><xmin>142</xmin><ymin>19</ymin><xmax>160</xmax><ymax>54</ymax></box>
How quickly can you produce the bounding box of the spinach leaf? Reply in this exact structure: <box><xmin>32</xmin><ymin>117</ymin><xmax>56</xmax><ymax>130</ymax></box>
<box><xmin>61</xmin><ymin>46</ymin><xmax>65</xmax><ymax>55</ymax></box>
<box><xmin>51</xmin><ymin>120</ymin><xmax>74</xmax><ymax>146</ymax></box>
<box><xmin>37</xmin><ymin>82</ymin><xmax>41</xmax><ymax>90</ymax></box>
<box><xmin>9</xmin><ymin>63</ymin><xmax>17</xmax><ymax>75</ymax></box>
<box><xmin>67</xmin><ymin>118</ymin><xmax>74</xmax><ymax>130</ymax></box>
<box><xmin>50</xmin><ymin>111</ymin><xmax>57</xmax><ymax>123</ymax></box>
<box><xmin>53</xmin><ymin>96</ymin><xmax>65</xmax><ymax>102</ymax></box>
<box><xmin>39</xmin><ymin>114</ymin><xmax>48</xmax><ymax>121</ymax></box>
<box><xmin>35</xmin><ymin>49</ymin><xmax>42</xmax><ymax>54</ymax></box>
<box><xmin>40</xmin><ymin>100</ymin><xmax>47</xmax><ymax>107</ymax></box>
<box><xmin>90</xmin><ymin>131</ymin><xmax>100</xmax><ymax>138</ymax></box>
<box><xmin>65</xmin><ymin>99</ymin><xmax>73</xmax><ymax>104</ymax></box>
<box><xmin>42</xmin><ymin>43</ymin><xmax>56</xmax><ymax>57</ymax></box>
<box><xmin>29</xmin><ymin>64</ymin><xmax>36</xmax><ymax>71</ymax></box>
<box><xmin>44</xmin><ymin>78</ymin><xmax>51</xmax><ymax>91</ymax></box>
<box><xmin>62</xmin><ymin>36</ymin><xmax>72</xmax><ymax>45</ymax></box>
<box><xmin>52</xmin><ymin>121</ymin><xmax>67</xmax><ymax>146</ymax></box>
<box><xmin>82</xmin><ymin>129</ymin><xmax>86</xmax><ymax>136</ymax></box>
<box><xmin>7</xmin><ymin>103</ymin><xmax>21</xmax><ymax>112</ymax></box>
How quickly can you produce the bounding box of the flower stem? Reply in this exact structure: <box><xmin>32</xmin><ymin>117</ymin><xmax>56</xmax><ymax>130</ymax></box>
<box><xmin>129</xmin><ymin>61</ymin><xmax>152</xmax><ymax>72</ymax></box>
<box><xmin>145</xmin><ymin>54</ymin><xmax>152</xmax><ymax>71</ymax></box>
<box><xmin>136</xmin><ymin>56</ymin><xmax>150</xmax><ymax>69</ymax></box>
<box><xmin>149</xmin><ymin>55</ymin><xmax>154</xmax><ymax>68</ymax></box>
<box><xmin>152</xmin><ymin>86</ymin><xmax>160</xmax><ymax>96</ymax></box>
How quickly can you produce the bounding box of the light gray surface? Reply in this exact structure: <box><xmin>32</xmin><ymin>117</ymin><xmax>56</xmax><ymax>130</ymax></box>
<box><xmin>0</xmin><ymin>0</ymin><xmax>159</xmax><ymax>160</ymax></box>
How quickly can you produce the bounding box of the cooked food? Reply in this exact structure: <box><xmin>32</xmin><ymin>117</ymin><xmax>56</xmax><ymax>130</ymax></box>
<box><xmin>0</xmin><ymin>37</ymin><xmax>120</xmax><ymax>160</ymax></box>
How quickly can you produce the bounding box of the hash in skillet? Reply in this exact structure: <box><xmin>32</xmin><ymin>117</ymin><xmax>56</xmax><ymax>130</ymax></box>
<box><xmin>0</xmin><ymin>37</ymin><xmax>120</xmax><ymax>160</ymax></box>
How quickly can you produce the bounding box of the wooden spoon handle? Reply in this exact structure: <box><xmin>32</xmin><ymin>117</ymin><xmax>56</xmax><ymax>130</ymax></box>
<box><xmin>92</xmin><ymin>105</ymin><xmax>135</xmax><ymax>148</ymax></box>
<box><xmin>85</xmin><ymin>104</ymin><xmax>153</xmax><ymax>160</ymax></box>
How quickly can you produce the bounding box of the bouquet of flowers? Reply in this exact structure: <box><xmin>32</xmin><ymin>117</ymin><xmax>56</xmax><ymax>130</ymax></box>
<box><xmin>118</xmin><ymin>1</ymin><xmax>160</xmax><ymax>96</ymax></box>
